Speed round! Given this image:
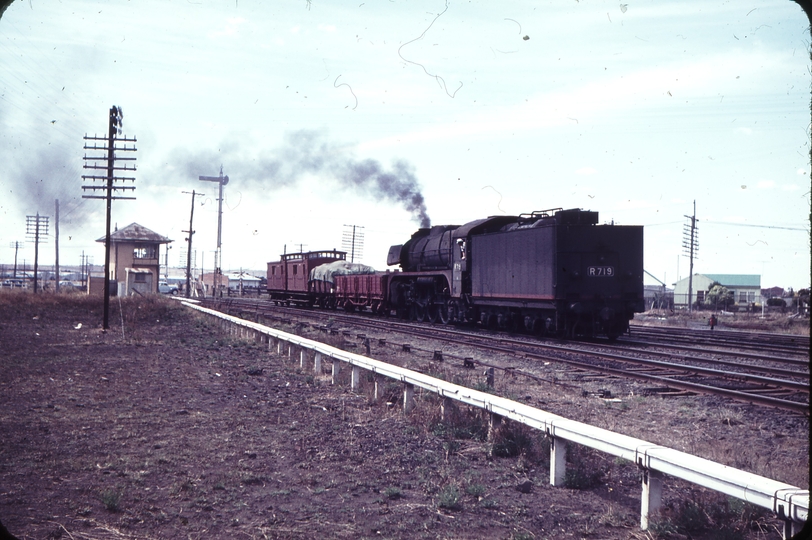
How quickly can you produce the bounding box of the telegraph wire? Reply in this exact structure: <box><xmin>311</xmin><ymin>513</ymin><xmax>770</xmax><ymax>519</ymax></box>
<box><xmin>702</xmin><ymin>220</ymin><xmax>807</xmax><ymax>232</ymax></box>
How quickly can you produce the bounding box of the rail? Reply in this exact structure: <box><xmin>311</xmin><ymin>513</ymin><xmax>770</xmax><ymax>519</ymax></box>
<box><xmin>182</xmin><ymin>300</ymin><xmax>808</xmax><ymax>538</ymax></box>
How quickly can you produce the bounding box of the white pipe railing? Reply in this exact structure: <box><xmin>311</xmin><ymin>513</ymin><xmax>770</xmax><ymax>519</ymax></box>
<box><xmin>184</xmin><ymin>301</ymin><xmax>808</xmax><ymax>538</ymax></box>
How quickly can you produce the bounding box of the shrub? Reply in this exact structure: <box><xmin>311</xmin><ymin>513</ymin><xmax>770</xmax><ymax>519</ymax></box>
<box><xmin>99</xmin><ymin>489</ymin><xmax>122</xmax><ymax>512</ymax></box>
<box><xmin>491</xmin><ymin>422</ymin><xmax>537</xmax><ymax>458</ymax></box>
<box><xmin>465</xmin><ymin>483</ymin><xmax>487</xmax><ymax>497</ymax></box>
<box><xmin>437</xmin><ymin>485</ymin><xmax>462</xmax><ymax>510</ymax></box>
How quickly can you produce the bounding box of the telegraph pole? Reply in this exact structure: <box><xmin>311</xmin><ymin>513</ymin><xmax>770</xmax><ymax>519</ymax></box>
<box><xmin>26</xmin><ymin>213</ymin><xmax>49</xmax><ymax>293</ymax></box>
<box><xmin>8</xmin><ymin>241</ymin><xmax>22</xmax><ymax>279</ymax></box>
<box><xmin>82</xmin><ymin>106</ymin><xmax>137</xmax><ymax>330</ymax></box>
<box><xmin>182</xmin><ymin>190</ymin><xmax>204</xmax><ymax>298</ymax></box>
<box><xmin>54</xmin><ymin>199</ymin><xmax>60</xmax><ymax>292</ymax></box>
<box><xmin>164</xmin><ymin>245</ymin><xmax>172</xmax><ymax>280</ymax></box>
<box><xmin>199</xmin><ymin>167</ymin><xmax>229</xmax><ymax>297</ymax></box>
<box><xmin>682</xmin><ymin>200</ymin><xmax>699</xmax><ymax>312</ymax></box>
<box><xmin>342</xmin><ymin>224</ymin><xmax>365</xmax><ymax>263</ymax></box>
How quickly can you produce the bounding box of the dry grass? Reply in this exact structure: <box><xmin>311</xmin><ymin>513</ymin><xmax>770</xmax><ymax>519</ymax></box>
<box><xmin>636</xmin><ymin>309</ymin><xmax>809</xmax><ymax>335</ymax></box>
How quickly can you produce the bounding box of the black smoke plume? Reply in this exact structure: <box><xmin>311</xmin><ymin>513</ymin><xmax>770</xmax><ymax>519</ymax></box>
<box><xmin>172</xmin><ymin>130</ymin><xmax>431</xmax><ymax>228</ymax></box>
<box><xmin>4</xmin><ymin>139</ymin><xmax>92</xmax><ymax>230</ymax></box>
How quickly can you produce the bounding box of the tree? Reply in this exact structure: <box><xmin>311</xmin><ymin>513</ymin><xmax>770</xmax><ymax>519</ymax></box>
<box><xmin>704</xmin><ymin>282</ymin><xmax>734</xmax><ymax>311</ymax></box>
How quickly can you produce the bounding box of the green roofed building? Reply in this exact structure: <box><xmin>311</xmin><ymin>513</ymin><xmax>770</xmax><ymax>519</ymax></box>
<box><xmin>673</xmin><ymin>273</ymin><xmax>761</xmax><ymax>309</ymax></box>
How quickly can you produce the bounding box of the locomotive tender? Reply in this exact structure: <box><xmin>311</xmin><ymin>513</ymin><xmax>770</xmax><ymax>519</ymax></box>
<box><xmin>266</xmin><ymin>208</ymin><xmax>644</xmax><ymax>338</ymax></box>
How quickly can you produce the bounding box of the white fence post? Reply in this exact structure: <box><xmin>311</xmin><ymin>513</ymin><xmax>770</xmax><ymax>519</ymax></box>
<box><xmin>314</xmin><ymin>352</ymin><xmax>322</xmax><ymax>374</ymax></box>
<box><xmin>641</xmin><ymin>469</ymin><xmax>663</xmax><ymax>530</ymax></box>
<box><xmin>332</xmin><ymin>359</ymin><xmax>340</xmax><ymax>385</ymax></box>
<box><xmin>351</xmin><ymin>366</ymin><xmax>361</xmax><ymax>392</ymax></box>
<box><xmin>550</xmin><ymin>436</ymin><xmax>566</xmax><ymax>487</ymax></box>
<box><xmin>488</xmin><ymin>412</ymin><xmax>502</xmax><ymax>441</ymax></box>
<box><xmin>403</xmin><ymin>383</ymin><xmax>414</xmax><ymax>413</ymax></box>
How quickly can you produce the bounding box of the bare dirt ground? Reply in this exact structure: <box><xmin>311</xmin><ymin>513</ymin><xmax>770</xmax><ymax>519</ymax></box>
<box><xmin>0</xmin><ymin>293</ymin><xmax>808</xmax><ymax>540</ymax></box>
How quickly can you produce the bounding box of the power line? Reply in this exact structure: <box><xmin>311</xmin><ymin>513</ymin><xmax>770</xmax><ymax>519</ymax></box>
<box><xmin>702</xmin><ymin>220</ymin><xmax>807</xmax><ymax>232</ymax></box>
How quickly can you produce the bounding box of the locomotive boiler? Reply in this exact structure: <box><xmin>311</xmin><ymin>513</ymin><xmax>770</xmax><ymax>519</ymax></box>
<box><xmin>385</xmin><ymin>208</ymin><xmax>644</xmax><ymax>338</ymax></box>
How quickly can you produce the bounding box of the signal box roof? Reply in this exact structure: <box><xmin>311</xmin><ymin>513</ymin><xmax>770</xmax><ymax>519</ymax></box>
<box><xmin>95</xmin><ymin>223</ymin><xmax>172</xmax><ymax>244</ymax></box>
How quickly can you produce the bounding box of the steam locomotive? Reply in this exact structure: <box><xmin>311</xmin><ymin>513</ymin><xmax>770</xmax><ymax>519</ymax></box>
<box><xmin>267</xmin><ymin>208</ymin><xmax>644</xmax><ymax>338</ymax></box>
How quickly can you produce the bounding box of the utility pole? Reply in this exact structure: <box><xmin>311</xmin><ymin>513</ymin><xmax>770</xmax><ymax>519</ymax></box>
<box><xmin>682</xmin><ymin>200</ymin><xmax>699</xmax><ymax>312</ymax></box>
<box><xmin>200</xmin><ymin>251</ymin><xmax>205</xmax><ymax>298</ymax></box>
<box><xmin>82</xmin><ymin>105</ymin><xmax>137</xmax><ymax>330</ymax></box>
<box><xmin>25</xmin><ymin>213</ymin><xmax>49</xmax><ymax>294</ymax></box>
<box><xmin>80</xmin><ymin>253</ymin><xmax>94</xmax><ymax>290</ymax></box>
<box><xmin>54</xmin><ymin>199</ymin><xmax>60</xmax><ymax>292</ymax></box>
<box><xmin>182</xmin><ymin>190</ymin><xmax>204</xmax><ymax>299</ymax></box>
<box><xmin>9</xmin><ymin>241</ymin><xmax>22</xmax><ymax>279</ymax></box>
<box><xmin>199</xmin><ymin>166</ymin><xmax>229</xmax><ymax>298</ymax></box>
<box><xmin>342</xmin><ymin>224</ymin><xmax>365</xmax><ymax>263</ymax></box>
<box><xmin>164</xmin><ymin>245</ymin><xmax>172</xmax><ymax>280</ymax></box>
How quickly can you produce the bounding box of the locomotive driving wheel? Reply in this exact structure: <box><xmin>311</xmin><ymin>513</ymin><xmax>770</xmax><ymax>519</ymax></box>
<box><xmin>411</xmin><ymin>302</ymin><xmax>427</xmax><ymax>322</ymax></box>
<box><xmin>436</xmin><ymin>301</ymin><xmax>450</xmax><ymax>324</ymax></box>
<box><xmin>427</xmin><ymin>302</ymin><xmax>438</xmax><ymax>323</ymax></box>
<box><xmin>427</xmin><ymin>299</ymin><xmax>450</xmax><ymax>325</ymax></box>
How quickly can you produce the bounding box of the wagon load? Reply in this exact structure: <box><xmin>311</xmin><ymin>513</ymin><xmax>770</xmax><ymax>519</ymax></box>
<box><xmin>309</xmin><ymin>261</ymin><xmax>376</xmax><ymax>284</ymax></box>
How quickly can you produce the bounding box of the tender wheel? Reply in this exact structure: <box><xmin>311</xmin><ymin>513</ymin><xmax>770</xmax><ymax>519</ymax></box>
<box><xmin>531</xmin><ymin>317</ymin><xmax>547</xmax><ymax>337</ymax></box>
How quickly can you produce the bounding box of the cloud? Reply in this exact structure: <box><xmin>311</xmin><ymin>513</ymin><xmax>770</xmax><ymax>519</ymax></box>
<box><xmin>210</xmin><ymin>17</ymin><xmax>246</xmax><ymax>38</ymax></box>
<box><xmin>361</xmin><ymin>52</ymin><xmax>760</xmax><ymax>150</ymax></box>
<box><xmin>756</xmin><ymin>180</ymin><xmax>775</xmax><ymax>189</ymax></box>
<box><xmin>575</xmin><ymin>167</ymin><xmax>597</xmax><ymax>175</ymax></box>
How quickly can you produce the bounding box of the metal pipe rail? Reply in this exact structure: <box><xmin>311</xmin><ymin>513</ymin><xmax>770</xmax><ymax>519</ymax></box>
<box><xmin>183</xmin><ymin>301</ymin><xmax>808</xmax><ymax>538</ymax></box>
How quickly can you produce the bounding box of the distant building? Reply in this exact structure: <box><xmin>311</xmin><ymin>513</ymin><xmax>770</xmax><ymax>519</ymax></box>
<box><xmin>643</xmin><ymin>285</ymin><xmax>673</xmax><ymax>310</ymax></box>
<box><xmin>673</xmin><ymin>273</ymin><xmax>761</xmax><ymax>309</ymax></box>
<box><xmin>225</xmin><ymin>272</ymin><xmax>261</xmax><ymax>290</ymax></box>
<box><xmin>95</xmin><ymin>223</ymin><xmax>172</xmax><ymax>296</ymax></box>
<box><xmin>761</xmin><ymin>286</ymin><xmax>785</xmax><ymax>299</ymax></box>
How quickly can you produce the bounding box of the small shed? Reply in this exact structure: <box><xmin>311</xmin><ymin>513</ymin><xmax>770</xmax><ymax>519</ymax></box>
<box><xmin>96</xmin><ymin>223</ymin><xmax>172</xmax><ymax>296</ymax></box>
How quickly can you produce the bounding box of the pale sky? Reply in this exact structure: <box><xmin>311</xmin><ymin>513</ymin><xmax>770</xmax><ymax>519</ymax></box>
<box><xmin>1</xmin><ymin>0</ymin><xmax>810</xmax><ymax>290</ymax></box>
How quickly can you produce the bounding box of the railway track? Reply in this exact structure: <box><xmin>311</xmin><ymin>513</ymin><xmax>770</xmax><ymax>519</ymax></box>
<box><xmin>204</xmin><ymin>298</ymin><xmax>810</xmax><ymax>415</ymax></box>
<box><xmin>628</xmin><ymin>323</ymin><xmax>809</xmax><ymax>357</ymax></box>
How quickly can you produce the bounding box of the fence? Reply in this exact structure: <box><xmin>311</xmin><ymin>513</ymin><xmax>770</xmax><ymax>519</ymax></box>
<box><xmin>182</xmin><ymin>300</ymin><xmax>808</xmax><ymax>538</ymax></box>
